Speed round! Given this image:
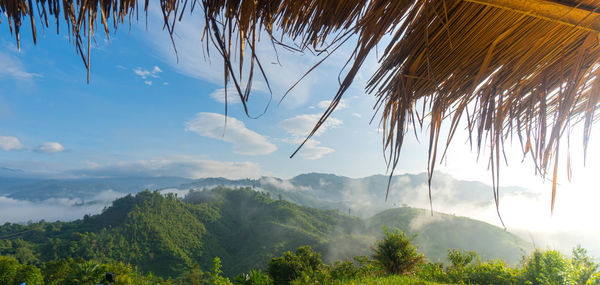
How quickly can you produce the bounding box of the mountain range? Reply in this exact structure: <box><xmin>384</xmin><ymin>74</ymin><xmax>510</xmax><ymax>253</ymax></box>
<box><xmin>0</xmin><ymin>187</ymin><xmax>531</xmax><ymax>278</ymax></box>
<box><xmin>0</xmin><ymin>170</ymin><xmax>537</xmax><ymax>218</ymax></box>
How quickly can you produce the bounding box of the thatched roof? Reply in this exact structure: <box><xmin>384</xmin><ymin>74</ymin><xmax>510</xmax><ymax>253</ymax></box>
<box><xmin>2</xmin><ymin>0</ymin><xmax>599</xmax><ymax>219</ymax></box>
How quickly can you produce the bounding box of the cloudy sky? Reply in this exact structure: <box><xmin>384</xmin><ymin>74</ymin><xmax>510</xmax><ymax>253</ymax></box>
<box><xmin>1</xmin><ymin>7</ymin><xmax>600</xmax><ymax>219</ymax></box>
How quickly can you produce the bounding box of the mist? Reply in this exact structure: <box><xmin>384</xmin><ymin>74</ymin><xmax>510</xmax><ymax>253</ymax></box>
<box><xmin>0</xmin><ymin>190</ymin><xmax>126</xmax><ymax>224</ymax></box>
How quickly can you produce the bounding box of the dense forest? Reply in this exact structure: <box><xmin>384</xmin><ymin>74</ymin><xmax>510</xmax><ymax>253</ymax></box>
<box><xmin>1</xmin><ymin>187</ymin><xmax>594</xmax><ymax>284</ymax></box>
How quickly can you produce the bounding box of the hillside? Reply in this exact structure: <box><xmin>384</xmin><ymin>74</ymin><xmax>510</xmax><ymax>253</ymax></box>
<box><xmin>0</xmin><ymin>187</ymin><xmax>530</xmax><ymax>279</ymax></box>
<box><xmin>367</xmin><ymin>208</ymin><xmax>529</xmax><ymax>264</ymax></box>
<box><xmin>0</xmin><ymin>187</ymin><xmax>362</xmax><ymax>277</ymax></box>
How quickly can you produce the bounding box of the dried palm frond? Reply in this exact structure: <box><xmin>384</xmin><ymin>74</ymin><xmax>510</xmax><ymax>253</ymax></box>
<box><xmin>2</xmin><ymin>0</ymin><xmax>599</xmax><ymax>221</ymax></box>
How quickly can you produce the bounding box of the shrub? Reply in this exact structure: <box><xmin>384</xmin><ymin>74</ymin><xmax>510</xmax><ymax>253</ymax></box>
<box><xmin>522</xmin><ymin>250</ymin><xmax>571</xmax><ymax>285</ymax></box>
<box><xmin>208</xmin><ymin>257</ymin><xmax>233</xmax><ymax>285</ymax></box>
<box><xmin>234</xmin><ymin>269</ymin><xmax>272</xmax><ymax>285</ymax></box>
<box><xmin>416</xmin><ymin>262</ymin><xmax>449</xmax><ymax>283</ymax></box>
<box><xmin>447</xmin><ymin>249</ymin><xmax>476</xmax><ymax>268</ymax></box>
<box><xmin>267</xmin><ymin>246</ymin><xmax>324</xmax><ymax>285</ymax></box>
<box><xmin>371</xmin><ymin>227</ymin><xmax>424</xmax><ymax>275</ymax></box>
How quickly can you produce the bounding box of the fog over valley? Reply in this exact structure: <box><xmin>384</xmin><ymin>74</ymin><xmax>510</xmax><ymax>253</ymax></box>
<box><xmin>2</xmin><ymin>171</ymin><xmax>598</xmax><ymax>259</ymax></box>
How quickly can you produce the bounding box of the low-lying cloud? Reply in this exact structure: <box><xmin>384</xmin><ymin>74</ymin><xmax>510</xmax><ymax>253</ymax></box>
<box><xmin>0</xmin><ymin>190</ymin><xmax>125</xmax><ymax>224</ymax></box>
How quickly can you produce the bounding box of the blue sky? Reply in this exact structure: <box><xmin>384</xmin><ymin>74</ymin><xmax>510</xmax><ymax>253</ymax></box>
<box><xmin>0</xmin><ymin>11</ymin><xmax>395</xmax><ymax>179</ymax></box>
<box><xmin>1</xmin><ymin>8</ymin><xmax>599</xmax><ymax>191</ymax></box>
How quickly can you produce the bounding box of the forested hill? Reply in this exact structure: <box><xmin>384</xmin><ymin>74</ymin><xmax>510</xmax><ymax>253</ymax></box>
<box><xmin>0</xmin><ymin>187</ymin><xmax>529</xmax><ymax>279</ymax></box>
<box><xmin>367</xmin><ymin>208</ymin><xmax>527</xmax><ymax>264</ymax></box>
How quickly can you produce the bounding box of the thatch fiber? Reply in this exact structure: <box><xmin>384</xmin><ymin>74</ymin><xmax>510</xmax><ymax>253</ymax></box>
<box><xmin>2</xmin><ymin>0</ymin><xmax>599</xmax><ymax>221</ymax></box>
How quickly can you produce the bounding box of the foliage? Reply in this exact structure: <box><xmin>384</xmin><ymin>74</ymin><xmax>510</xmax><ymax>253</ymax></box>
<box><xmin>0</xmin><ymin>187</ymin><xmax>360</xmax><ymax>278</ymax></box>
<box><xmin>0</xmin><ymin>255</ymin><xmax>44</xmax><ymax>285</ymax></box>
<box><xmin>367</xmin><ymin>207</ymin><xmax>529</xmax><ymax>264</ymax></box>
<box><xmin>267</xmin><ymin>246</ymin><xmax>325</xmax><ymax>285</ymax></box>
<box><xmin>522</xmin><ymin>249</ymin><xmax>571</xmax><ymax>285</ymax></box>
<box><xmin>571</xmin><ymin>246</ymin><xmax>598</xmax><ymax>285</ymax></box>
<box><xmin>371</xmin><ymin>227</ymin><xmax>424</xmax><ymax>275</ymax></box>
<box><xmin>0</xmin><ymin>187</ymin><xmax>598</xmax><ymax>285</ymax></box>
<box><xmin>329</xmin><ymin>256</ymin><xmax>376</xmax><ymax>280</ymax></box>
<box><xmin>234</xmin><ymin>269</ymin><xmax>272</xmax><ymax>285</ymax></box>
<box><xmin>0</xmin><ymin>256</ymin><xmax>165</xmax><ymax>285</ymax></box>
<box><xmin>447</xmin><ymin>249</ymin><xmax>476</xmax><ymax>268</ymax></box>
<box><xmin>208</xmin><ymin>257</ymin><xmax>234</xmax><ymax>285</ymax></box>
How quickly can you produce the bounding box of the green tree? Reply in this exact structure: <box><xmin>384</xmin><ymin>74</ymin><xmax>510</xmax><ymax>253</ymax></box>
<box><xmin>66</xmin><ymin>260</ymin><xmax>105</xmax><ymax>285</ymax></box>
<box><xmin>0</xmin><ymin>256</ymin><xmax>20</xmax><ymax>285</ymax></box>
<box><xmin>447</xmin><ymin>249</ymin><xmax>476</xmax><ymax>268</ymax></box>
<box><xmin>571</xmin><ymin>245</ymin><xmax>598</xmax><ymax>285</ymax></box>
<box><xmin>14</xmin><ymin>264</ymin><xmax>44</xmax><ymax>285</ymax></box>
<box><xmin>267</xmin><ymin>246</ymin><xmax>324</xmax><ymax>285</ymax></box>
<box><xmin>522</xmin><ymin>250</ymin><xmax>571</xmax><ymax>285</ymax></box>
<box><xmin>371</xmin><ymin>228</ymin><xmax>424</xmax><ymax>275</ymax></box>
<box><xmin>208</xmin><ymin>257</ymin><xmax>233</xmax><ymax>285</ymax></box>
<box><xmin>43</xmin><ymin>258</ymin><xmax>75</xmax><ymax>285</ymax></box>
<box><xmin>234</xmin><ymin>269</ymin><xmax>272</xmax><ymax>285</ymax></box>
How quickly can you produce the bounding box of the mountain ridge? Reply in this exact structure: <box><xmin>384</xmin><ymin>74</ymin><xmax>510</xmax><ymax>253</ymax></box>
<box><xmin>0</xmin><ymin>187</ymin><xmax>530</xmax><ymax>279</ymax></box>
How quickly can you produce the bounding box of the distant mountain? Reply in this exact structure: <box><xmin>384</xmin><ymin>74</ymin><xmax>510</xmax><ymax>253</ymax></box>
<box><xmin>178</xmin><ymin>172</ymin><xmax>536</xmax><ymax>217</ymax></box>
<box><xmin>0</xmin><ymin>187</ymin><xmax>530</xmax><ymax>279</ymax></box>
<box><xmin>2</xmin><ymin>172</ymin><xmax>537</xmax><ymax>219</ymax></box>
<box><xmin>3</xmin><ymin>176</ymin><xmax>192</xmax><ymax>201</ymax></box>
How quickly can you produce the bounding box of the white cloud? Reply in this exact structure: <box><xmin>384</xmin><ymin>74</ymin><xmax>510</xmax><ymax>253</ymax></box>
<box><xmin>0</xmin><ymin>50</ymin><xmax>40</xmax><ymax>80</ymax></box>
<box><xmin>280</xmin><ymin>114</ymin><xmax>343</xmax><ymax>137</ymax></box>
<box><xmin>186</xmin><ymin>112</ymin><xmax>277</xmax><ymax>155</ymax></box>
<box><xmin>70</xmin><ymin>158</ymin><xmax>262</xmax><ymax>180</ymax></box>
<box><xmin>285</xmin><ymin>138</ymin><xmax>334</xmax><ymax>160</ymax></box>
<box><xmin>0</xmin><ymin>136</ymin><xmax>23</xmax><ymax>151</ymax></box>
<box><xmin>134</xmin><ymin>65</ymin><xmax>162</xmax><ymax>79</ymax></box>
<box><xmin>144</xmin><ymin>80</ymin><xmax>153</xmax><ymax>86</ymax></box>
<box><xmin>352</xmin><ymin>113</ymin><xmax>362</xmax><ymax>118</ymax></box>
<box><xmin>280</xmin><ymin>114</ymin><xmax>342</xmax><ymax>159</ymax></box>
<box><xmin>210</xmin><ymin>87</ymin><xmax>242</xmax><ymax>104</ymax></box>
<box><xmin>34</xmin><ymin>142</ymin><xmax>65</xmax><ymax>154</ymax></box>
<box><xmin>317</xmin><ymin>99</ymin><xmax>347</xmax><ymax>110</ymax></box>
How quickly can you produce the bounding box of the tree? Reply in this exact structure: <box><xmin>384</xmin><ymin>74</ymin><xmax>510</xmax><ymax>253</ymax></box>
<box><xmin>571</xmin><ymin>245</ymin><xmax>598</xmax><ymax>285</ymax></box>
<box><xmin>0</xmin><ymin>256</ymin><xmax>20</xmax><ymax>285</ymax></box>
<box><xmin>447</xmin><ymin>249</ymin><xmax>476</xmax><ymax>268</ymax></box>
<box><xmin>66</xmin><ymin>260</ymin><xmax>105</xmax><ymax>285</ymax></box>
<box><xmin>267</xmin><ymin>246</ymin><xmax>324</xmax><ymax>285</ymax></box>
<box><xmin>371</xmin><ymin>227</ymin><xmax>424</xmax><ymax>275</ymax></box>
<box><xmin>522</xmin><ymin>250</ymin><xmax>571</xmax><ymax>285</ymax></box>
<box><xmin>208</xmin><ymin>257</ymin><xmax>233</xmax><ymax>285</ymax></box>
<box><xmin>14</xmin><ymin>264</ymin><xmax>44</xmax><ymax>285</ymax></box>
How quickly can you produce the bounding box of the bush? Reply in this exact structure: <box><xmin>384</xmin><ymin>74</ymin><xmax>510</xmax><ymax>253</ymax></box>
<box><xmin>234</xmin><ymin>269</ymin><xmax>272</xmax><ymax>285</ymax></box>
<box><xmin>267</xmin><ymin>246</ymin><xmax>324</xmax><ymax>285</ymax></box>
<box><xmin>371</xmin><ymin>227</ymin><xmax>424</xmax><ymax>275</ymax></box>
<box><xmin>329</xmin><ymin>256</ymin><xmax>376</xmax><ymax>280</ymax></box>
<box><xmin>447</xmin><ymin>249</ymin><xmax>476</xmax><ymax>268</ymax></box>
<box><xmin>416</xmin><ymin>262</ymin><xmax>448</xmax><ymax>283</ymax></box>
<box><xmin>522</xmin><ymin>250</ymin><xmax>571</xmax><ymax>285</ymax></box>
<box><xmin>462</xmin><ymin>260</ymin><xmax>520</xmax><ymax>285</ymax></box>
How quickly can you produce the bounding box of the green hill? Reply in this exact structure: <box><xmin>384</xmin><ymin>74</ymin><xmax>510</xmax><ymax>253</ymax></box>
<box><xmin>0</xmin><ymin>187</ymin><xmax>529</xmax><ymax>279</ymax></box>
<box><xmin>367</xmin><ymin>208</ymin><xmax>529</xmax><ymax>264</ymax></box>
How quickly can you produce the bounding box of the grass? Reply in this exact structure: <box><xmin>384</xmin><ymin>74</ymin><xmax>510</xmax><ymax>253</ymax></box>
<box><xmin>328</xmin><ymin>275</ymin><xmax>447</xmax><ymax>285</ymax></box>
